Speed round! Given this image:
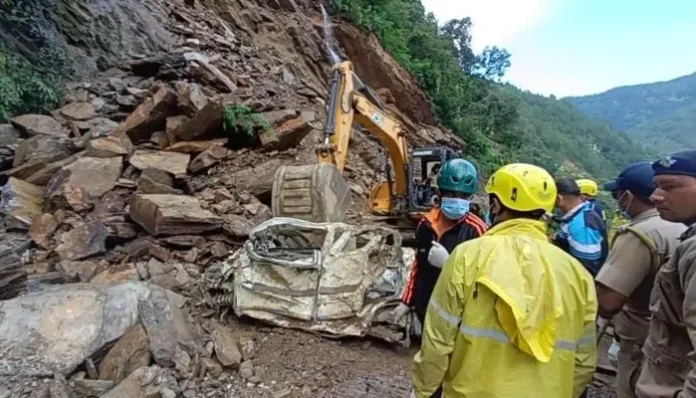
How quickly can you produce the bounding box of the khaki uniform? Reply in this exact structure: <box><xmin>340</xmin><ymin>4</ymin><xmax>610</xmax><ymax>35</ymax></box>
<box><xmin>596</xmin><ymin>209</ymin><xmax>685</xmax><ymax>398</ymax></box>
<box><xmin>636</xmin><ymin>225</ymin><xmax>696</xmax><ymax>398</ymax></box>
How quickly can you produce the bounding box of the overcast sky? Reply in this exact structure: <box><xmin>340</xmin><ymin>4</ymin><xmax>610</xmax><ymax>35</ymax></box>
<box><xmin>421</xmin><ymin>0</ymin><xmax>696</xmax><ymax>97</ymax></box>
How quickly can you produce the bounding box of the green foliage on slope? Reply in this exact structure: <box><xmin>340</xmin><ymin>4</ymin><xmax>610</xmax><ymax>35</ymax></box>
<box><xmin>0</xmin><ymin>48</ymin><xmax>59</xmax><ymax>122</ymax></box>
<box><xmin>329</xmin><ymin>0</ymin><xmax>650</xmax><ymax>180</ymax></box>
<box><xmin>567</xmin><ymin>72</ymin><xmax>696</xmax><ymax>155</ymax></box>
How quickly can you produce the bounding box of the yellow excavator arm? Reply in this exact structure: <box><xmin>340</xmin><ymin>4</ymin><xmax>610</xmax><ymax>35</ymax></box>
<box><xmin>271</xmin><ymin>61</ymin><xmax>410</xmax><ymax>223</ymax></box>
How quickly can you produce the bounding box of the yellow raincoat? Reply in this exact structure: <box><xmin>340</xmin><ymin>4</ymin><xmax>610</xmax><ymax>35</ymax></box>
<box><xmin>412</xmin><ymin>219</ymin><xmax>597</xmax><ymax>398</ymax></box>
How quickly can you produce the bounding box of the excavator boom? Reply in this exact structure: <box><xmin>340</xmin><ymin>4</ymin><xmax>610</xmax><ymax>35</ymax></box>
<box><xmin>272</xmin><ymin>61</ymin><xmax>410</xmax><ymax>223</ymax></box>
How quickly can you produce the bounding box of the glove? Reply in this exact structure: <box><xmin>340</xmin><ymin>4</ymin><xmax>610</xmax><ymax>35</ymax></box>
<box><xmin>391</xmin><ymin>303</ymin><xmax>410</xmax><ymax>324</ymax></box>
<box><xmin>427</xmin><ymin>241</ymin><xmax>449</xmax><ymax>269</ymax></box>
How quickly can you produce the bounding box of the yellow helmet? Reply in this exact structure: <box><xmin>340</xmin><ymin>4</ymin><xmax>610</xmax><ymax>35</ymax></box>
<box><xmin>575</xmin><ymin>178</ymin><xmax>598</xmax><ymax>197</ymax></box>
<box><xmin>485</xmin><ymin>163</ymin><xmax>557</xmax><ymax>213</ymax></box>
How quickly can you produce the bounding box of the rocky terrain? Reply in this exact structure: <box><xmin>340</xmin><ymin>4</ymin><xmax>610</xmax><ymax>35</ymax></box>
<box><xmin>0</xmin><ymin>0</ymin><xmax>615</xmax><ymax>397</ymax></box>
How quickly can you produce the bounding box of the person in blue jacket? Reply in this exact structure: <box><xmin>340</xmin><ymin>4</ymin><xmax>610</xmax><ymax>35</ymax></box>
<box><xmin>553</xmin><ymin>177</ymin><xmax>609</xmax><ymax>276</ymax></box>
<box><xmin>577</xmin><ymin>178</ymin><xmax>606</xmax><ymax>222</ymax></box>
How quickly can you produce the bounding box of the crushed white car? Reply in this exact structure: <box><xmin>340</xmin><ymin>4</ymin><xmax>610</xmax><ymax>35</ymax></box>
<box><xmin>203</xmin><ymin>218</ymin><xmax>415</xmax><ymax>346</ymax></box>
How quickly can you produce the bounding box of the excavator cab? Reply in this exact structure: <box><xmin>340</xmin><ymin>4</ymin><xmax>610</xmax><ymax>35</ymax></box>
<box><xmin>408</xmin><ymin>147</ymin><xmax>460</xmax><ymax>212</ymax></box>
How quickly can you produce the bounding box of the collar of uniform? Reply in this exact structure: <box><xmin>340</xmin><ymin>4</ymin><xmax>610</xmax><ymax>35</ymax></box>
<box><xmin>486</xmin><ymin>218</ymin><xmax>548</xmax><ymax>240</ymax></box>
<box><xmin>561</xmin><ymin>201</ymin><xmax>587</xmax><ymax>221</ymax></box>
<box><xmin>629</xmin><ymin>208</ymin><xmax>659</xmax><ymax>225</ymax></box>
<box><xmin>680</xmin><ymin>225</ymin><xmax>696</xmax><ymax>242</ymax></box>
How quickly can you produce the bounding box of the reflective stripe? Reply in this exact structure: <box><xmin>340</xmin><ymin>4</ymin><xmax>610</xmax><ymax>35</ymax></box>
<box><xmin>457</xmin><ymin>323</ymin><xmax>590</xmax><ymax>351</ymax></box>
<box><xmin>429</xmin><ymin>299</ymin><xmax>461</xmax><ymax>326</ymax></box>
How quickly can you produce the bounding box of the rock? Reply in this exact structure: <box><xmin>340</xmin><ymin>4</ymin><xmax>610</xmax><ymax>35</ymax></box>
<box><xmin>260</xmin><ymin>109</ymin><xmax>298</xmax><ymax>126</ymax></box>
<box><xmin>176</xmin><ymin>81</ymin><xmax>208</xmax><ymax>116</ymax></box>
<box><xmin>109</xmin><ymin>78</ymin><xmax>128</xmax><ymax>92</ymax></box>
<box><xmin>138</xmin><ymin>286</ymin><xmax>178</xmax><ymax>367</ymax></box>
<box><xmin>45</xmin><ymin>157</ymin><xmax>123</xmax><ymax>209</ymax></box>
<box><xmin>222</xmin><ymin>213</ymin><xmax>255</xmax><ymax>238</ymax></box>
<box><xmin>259</xmin><ymin>116</ymin><xmax>311</xmax><ymax>150</ymax></box>
<box><xmin>129</xmin><ymin>150</ymin><xmax>190</xmax><ymax>176</ymax></box>
<box><xmin>100</xmin><ymin>366</ymin><xmax>180</xmax><ymax>398</ymax></box>
<box><xmin>75</xmin><ymin>118</ymin><xmax>119</xmax><ymax>138</ymax></box>
<box><xmin>150</xmin><ymin>131</ymin><xmax>169</xmax><ymax>148</ymax></box>
<box><xmin>0</xmin><ymin>283</ymin><xmax>151</xmax><ymax>376</ymax></box>
<box><xmin>49</xmin><ymin>373</ymin><xmax>71</xmax><ymax>398</ymax></box>
<box><xmin>225</xmin><ymin>159</ymin><xmax>283</xmax><ymax>198</ymax></box>
<box><xmin>99</xmin><ymin>324</ymin><xmax>151</xmax><ymax>384</ymax></box>
<box><xmin>212</xmin><ymin>326</ymin><xmax>242</xmax><ymax>368</ymax></box>
<box><xmin>113</xmin><ymin>85</ymin><xmax>178</xmax><ymax>143</ymax></box>
<box><xmin>56</xmin><ymin>260</ymin><xmax>98</xmax><ymax>282</ymax></box>
<box><xmin>55</xmin><ymin>221</ymin><xmax>108</xmax><ymax>261</ymax></box>
<box><xmin>29</xmin><ymin>213</ymin><xmax>58</xmax><ymax>249</ymax></box>
<box><xmin>201</xmin><ymin>357</ymin><xmax>223</xmax><ymax>378</ymax></box>
<box><xmin>173</xmin><ymin>347</ymin><xmax>192</xmax><ymax>375</ymax></box>
<box><xmin>0</xmin><ymin>177</ymin><xmax>44</xmax><ymax>230</ymax></box>
<box><xmin>239</xmin><ymin>335</ymin><xmax>256</xmax><ymax>360</ymax></box>
<box><xmin>238</xmin><ymin>360</ymin><xmax>254</xmax><ymax>380</ymax></box>
<box><xmin>116</xmin><ymin>95</ymin><xmax>137</xmax><ymax>110</ymax></box>
<box><xmin>165</xmin><ymin>115</ymin><xmax>188</xmax><ymax>140</ymax></box>
<box><xmin>159</xmin><ymin>235</ymin><xmax>206</xmax><ymax>248</ymax></box>
<box><xmin>0</xmin><ymin>124</ymin><xmax>21</xmax><ymax>146</ymax></box>
<box><xmin>10</xmin><ymin>115</ymin><xmax>65</xmax><ymax>138</ymax></box>
<box><xmin>24</xmin><ymin>152</ymin><xmax>85</xmax><ymax>186</ymax></box>
<box><xmin>72</xmin><ymin>379</ymin><xmax>114</xmax><ymax>397</ymax></box>
<box><xmin>85</xmin><ymin>136</ymin><xmax>134</xmax><ymax>158</ymax></box>
<box><xmin>130</xmin><ymin>194</ymin><xmax>222</xmax><ymax>236</ymax></box>
<box><xmin>104</xmin><ymin>219</ymin><xmax>138</xmax><ymax>239</ymax></box>
<box><xmin>167</xmin><ymin>138</ymin><xmax>227</xmax><ymax>154</ymax></box>
<box><xmin>90</xmin><ymin>263</ymin><xmax>139</xmax><ymax>285</ymax></box>
<box><xmin>85</xmin><ymin>358</ymin><xmax>99</xmax><ymax>379</ymax></box>
<box><xmin>90</xmin><ymin>191</ymin><xmax>126</xmax><ymax>219</ymax></box>
<box><xmin>12</xmin><ymin>135</ymin><xmax>75</xmax><ymax>169</ymax></box>
<box><xmin>169</xmin><ymin>101</ymin><xmax>223</xmax><ymax>143</ymax></box>
<box><xmin>60</xmin><ymin>103</ymin><xmax>96</xmax><ymax>121</ymax></box>
<box><xmin>145</xmin><ymin>259</ymin><xmax>191</xmax><ymax>292</ymax></box>
<box><xmin>188</xmin><ymin>144</ymin><xmax>228</xmax><ymax>173</ymax></box>
<box><xmin>137</xmin><ymin>168</ymin><xmax>182</xmax><ymax>195</ymax></box>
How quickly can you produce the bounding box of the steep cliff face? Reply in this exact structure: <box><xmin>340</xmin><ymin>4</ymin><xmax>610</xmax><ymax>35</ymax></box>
<box><xmin>2</xmin><ymin>0</ymin><xmax>459</xmax><ymax>147</ymax></box>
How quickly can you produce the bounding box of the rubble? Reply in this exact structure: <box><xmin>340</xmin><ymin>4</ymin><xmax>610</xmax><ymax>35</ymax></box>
<box><xmin>10</xmin><ymin>114</ymin><xmax>65</xmax><ymax>138</ymax></box>
<box><xmin>129</xmin><ymin>150</ymin><xmax>190</xmax><ymax>175</ymax></box>
<box><xmin>0</xmin><ymin>0</ymin><xmax>472</xmax><ymax>394</ymax></box>
<box><xmin>130</xmin><ymin>194</ymin><xmax>222</xmax><ymax>236</ymax></box>
<box><xmin>0</xmin><ymin>177</ymin><xmax>44</xmax><ymax>230</ymax></box>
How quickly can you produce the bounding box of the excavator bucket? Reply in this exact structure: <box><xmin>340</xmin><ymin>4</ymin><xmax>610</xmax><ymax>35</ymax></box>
<box><xmin>271</xmin><ymin>163</ymin><xmax>351</xmax><ymax>222</ymax></box>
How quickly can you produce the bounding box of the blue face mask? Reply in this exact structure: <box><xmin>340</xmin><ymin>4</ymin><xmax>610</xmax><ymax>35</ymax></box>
<box><xmin>441</xmin><ymin>197</ymin><xmax>471</xmax><ymax>220</ymax></box>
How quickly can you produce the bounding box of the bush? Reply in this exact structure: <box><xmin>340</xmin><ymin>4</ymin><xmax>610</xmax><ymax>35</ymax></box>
<box><xmin>0</xmin><ymin>49</ymin><xmax>59</xmax><ymax>122</ymax></box>
<box><xmin>222</xmin><ymin>104</ymin><xmax>273</xmax><ymax>138</ymax></box>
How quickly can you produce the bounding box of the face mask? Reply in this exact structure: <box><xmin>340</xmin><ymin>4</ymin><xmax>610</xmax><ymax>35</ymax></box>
<box><xmin>441</xmin><ymin>197</ymin><xmax>470</xmax><ymax>220</ymax></box>
<box><xmin>617</xmin><ymin>192</ymin><xmax>633</xmax><ymax>220</ymax></box>
<box><xmin>483</xmin><ymin>211</ymin><xmax>493</xmax><ymax>226</ymax></box>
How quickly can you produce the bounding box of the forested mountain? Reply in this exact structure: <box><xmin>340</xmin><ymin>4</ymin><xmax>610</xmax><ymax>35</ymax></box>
<box><xmin>567</xmin><ymin>72</ymin><xmax>696</xmax><ymax>155</ymax></box>
<box><xmin>330</xmin><ymin>0</ymin><xmax>651</xmax><ymax>178</ymax></box>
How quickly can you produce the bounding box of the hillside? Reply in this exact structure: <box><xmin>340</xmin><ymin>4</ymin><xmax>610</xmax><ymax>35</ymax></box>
<box><xmin>567</xmin><ymin>72</ymin><xmax>696</xmax><ymax>155</ymax></box>
<box><xmin>329</xmin><ymin>0</ymin><xmax>650</xmax><ymax>179</ymax></box>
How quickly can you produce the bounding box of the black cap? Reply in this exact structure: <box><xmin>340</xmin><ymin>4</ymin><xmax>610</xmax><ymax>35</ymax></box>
<box><xmin>653</xmin><ymin>149</ymin><xmax>696</xmax><ymax>178</ymax></box>
<box><xmin>555</xmin><ymin>177</ymin><xmax>581</xmax><ymax>196</ymax></box>
<box><xmin>603</xmin><ymin>161</ymin><xmax>655</xmax><ymax>199</ymax></box>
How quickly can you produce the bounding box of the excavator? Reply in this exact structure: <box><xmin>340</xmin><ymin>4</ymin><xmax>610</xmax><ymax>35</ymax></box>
<box><xmin>271</xmin><ymin>61</ymin><xmax>460</xmax><ymax>225</ymax></box>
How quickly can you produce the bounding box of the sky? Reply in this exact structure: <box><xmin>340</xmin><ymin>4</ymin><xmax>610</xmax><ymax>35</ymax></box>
<box><xmin>420</xmin><ymin>0</ymin><xmax>696</xmax><ymax>97</ymax></box>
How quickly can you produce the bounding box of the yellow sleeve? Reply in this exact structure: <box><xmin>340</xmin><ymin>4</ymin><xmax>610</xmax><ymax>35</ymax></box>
<box><xmin>412</xmin><ymin>245</ymin><xmax>466</xmax><ymax>397</ymax></box>
<box><xmin>573</xmin><ymin>276</ymin><xmax>598</xmax><ymax>398</ymax></box>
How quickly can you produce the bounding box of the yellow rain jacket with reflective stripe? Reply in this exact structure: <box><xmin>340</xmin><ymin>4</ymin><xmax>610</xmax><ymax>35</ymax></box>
<box><xmin>412</xmin><ymin>219</ymin><xmax>598</xmax><ymax>398</ymax></box>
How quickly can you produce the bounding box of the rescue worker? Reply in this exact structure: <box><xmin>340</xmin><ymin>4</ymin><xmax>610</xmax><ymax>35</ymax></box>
<box><xmin>577</xmin><ymin>178</ymin><xmax>607</xmax><ymax>222</ymax></box>
<box><xmin>594</xmin><ymin>162</ymin><xmax>685</xmax><ymax>398</ymax></box>
<box><xmin>393</xmin><ymin>159</ymin><xmax>487</xmax><ymax>330</ymax></box>
<box><xmin>635</xmin><ymin>149</ymin><xmax>696</xmax><ymax>398</ymax></box>
<box><xmin>553</xmin><ymin>177</ymin><xmax>609</xmax><ymax>276</ymax></box>
<box><xmin>411</xmin><ymin>163</ymin><xmax>597</xmax><ymax>398</ymax></box>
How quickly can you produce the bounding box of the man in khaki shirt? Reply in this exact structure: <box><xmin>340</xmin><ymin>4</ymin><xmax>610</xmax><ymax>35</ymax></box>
<box><xmin>596</xmin><ymin>162</ymin><xmax>686</xmax><ymax>398</ymax></box>
<box><xmin>635</xmin><ymin>150</ymin><xmax>696</xmax><ymax>398</ymax></box>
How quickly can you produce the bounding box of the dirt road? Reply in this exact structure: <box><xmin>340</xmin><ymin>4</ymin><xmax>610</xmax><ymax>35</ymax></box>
<box><xmin>218</xmin><ymin>320</ymin><xmax>616</xmax><ymax>398</ymax></box>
